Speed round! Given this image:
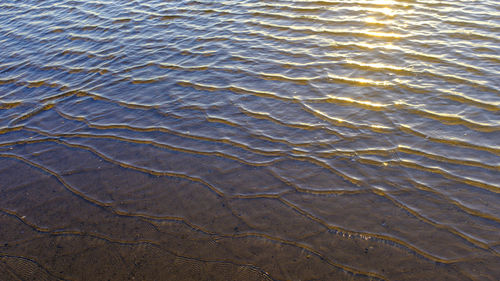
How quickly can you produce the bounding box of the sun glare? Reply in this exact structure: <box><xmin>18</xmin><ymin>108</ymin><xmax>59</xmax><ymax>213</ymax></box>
<box><xmin>370</xmin><ymin>0</ymin><xmax>396</xmax><ymax>4</ymax></box>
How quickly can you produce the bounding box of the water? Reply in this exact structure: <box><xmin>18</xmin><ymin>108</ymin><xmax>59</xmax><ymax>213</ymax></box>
<box><xmin>0</xmin><ymin>0</ymin><xmax>499</xmax><ymax>280</ymax></box>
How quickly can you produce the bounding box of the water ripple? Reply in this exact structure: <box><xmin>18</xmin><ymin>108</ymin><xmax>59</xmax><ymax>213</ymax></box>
<box><xmin>1</xmin><ymin>0</ymin><xmax>499</xmax><ymax>280</ymax></box>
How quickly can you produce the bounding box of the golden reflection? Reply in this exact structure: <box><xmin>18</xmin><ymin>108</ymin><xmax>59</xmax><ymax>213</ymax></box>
<box><xmin>325</xmin><ymin>95</ymin><xmax>389</xmax><ymax>109</ymax></box>
<box><xmin>369</xmin><ymin>0</ymin><xmax>396</xmax><ymax>5</ymax></box>
<box><xmin>364</xmin><ymin>31</ymin><xmax>403</xmax><ymax>38</ymax></box>
<box><xmin>344</xmin><ymin>59</ymin><xmax>406</xmax><ymax>72</ymax></box>
<box><xmin>378</xmin><ymin>7</ymin><xmax>395</xmax><ymax>17</ymax></box>
<box><xmin>365</xmin><ymin>0</ymin><xmax>397</xmax><ymax>20</ymax></box>
<box><xmin>364</xmin><ymin>17</ymin><xmax>381</xmax><ymax>24</ymax></box>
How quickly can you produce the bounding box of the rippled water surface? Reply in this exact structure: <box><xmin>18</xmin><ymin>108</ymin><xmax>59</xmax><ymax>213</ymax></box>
<box><xmin>1</xmin><ymin>0</ymin><xmax>500</xmax><ymax>280</ymax></box>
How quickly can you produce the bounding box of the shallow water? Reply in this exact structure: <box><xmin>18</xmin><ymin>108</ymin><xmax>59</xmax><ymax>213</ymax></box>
<box><xmin>1</xmin><ymin>0</ymin><xmax>499</xmax><ymax>280</ymax></box>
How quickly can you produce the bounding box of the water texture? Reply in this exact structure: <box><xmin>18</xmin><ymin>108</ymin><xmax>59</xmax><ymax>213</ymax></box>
<box><xmin>0</xmin><ymin>0</ymin><xmax>499</xmax><ymax>280</ymax></box>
